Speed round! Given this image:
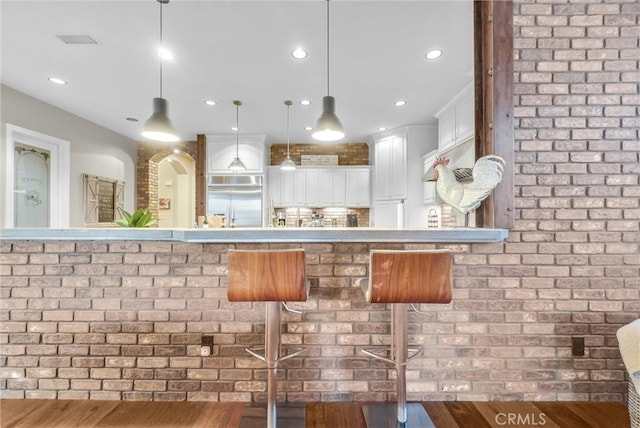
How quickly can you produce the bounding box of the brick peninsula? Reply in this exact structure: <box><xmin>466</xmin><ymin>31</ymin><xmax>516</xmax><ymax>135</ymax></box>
<box><xmin>0</xmin><ymin>227</ymin><xmax>513</xmax><ymax>402</ymax></box>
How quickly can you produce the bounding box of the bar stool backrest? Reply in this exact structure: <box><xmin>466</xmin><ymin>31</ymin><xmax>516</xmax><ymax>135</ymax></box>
<box><xmin>365</xmin><ymin>250</ymin><xmax>453</xmax><ymax>304</ymax></box>
<box><xmin>227</xmin><ymin>249</ymin><xmax>308</xmax><ymax>302</ymax></box>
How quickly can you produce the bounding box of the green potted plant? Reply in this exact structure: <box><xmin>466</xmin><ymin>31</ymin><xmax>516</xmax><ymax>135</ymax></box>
<box><xmin>116</xmin><ymin>208</ymin><xmax>157</xmax><ymax>228</ymax></box>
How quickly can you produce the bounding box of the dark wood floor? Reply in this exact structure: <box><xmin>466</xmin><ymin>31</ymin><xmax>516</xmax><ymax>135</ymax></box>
<box><xmin>0</xmin><ymin>399</ymin><xmax>631</xmax><ymax>428</ymax></box>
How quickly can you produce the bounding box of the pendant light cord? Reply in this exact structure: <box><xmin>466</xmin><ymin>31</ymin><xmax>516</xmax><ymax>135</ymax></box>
<box><xmin>235</xmin><ymin>103</ymin><xmax>240</xmax><ymax>157</ymax></box>
<box><xmin>326</xmin><ymin>0</ymin><xmax>330</xmax><ymax>96</ymax></box>
<box><xmin>286</xmin><ymin>102</ymin><xmax>291</xmax><ymax>155</ymax></box>
<box><xmin>159</xmin><ymin>1</ymin><xmax>164</xmax><ymax>98</ymax></box>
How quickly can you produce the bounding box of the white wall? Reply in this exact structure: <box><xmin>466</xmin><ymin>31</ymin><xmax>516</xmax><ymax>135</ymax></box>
<box><xmin>1</xmin><ymin>85</ymin><xmax>136</xmax><ymax>227</ymax></box>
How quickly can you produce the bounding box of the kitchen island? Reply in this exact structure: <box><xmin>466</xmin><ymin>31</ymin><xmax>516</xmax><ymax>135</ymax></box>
<box><xmin>1</xmin><ymin>227</ymin><xmax>509</xmax><ymax>403</ymax></box>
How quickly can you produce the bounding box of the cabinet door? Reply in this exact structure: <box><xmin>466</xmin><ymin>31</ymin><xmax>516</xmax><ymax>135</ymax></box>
<box><xmin>438</xmin><ymin>109</ymin><xmax>456</xmax><ymax>152</ymax></box>
<box><xmin>305</xmin><ymin>169</ymin><xmax>320</xmax><ymax>207</ymax></box>
<box><xmin>375</xmin><ymin>135</ymin><xmax>407</xmax><ymax>201</ymax></box>
<box><xmin>388</xmin><ymin>136</ymin><xmax>407</xmax><ymax>200</ymax></box>
<box><xmin>422</xmin><ymin>151</ymin><xmax>438</xmax><ymax>205</ymax></box>
<box><xmin>317</xmin><ymin>169</ymin><xmax>333</xmax><ymax>206</ymax></box>
<box><xmin>318</xmin><ymin>169</ymin><xmax>346</xmax><ymax>206</ymax></box>
<box><xmin>331</xmin><ymin>169</ymin><xmax>346</xmax><ymax>206</ymax></box>
<box><xmin>292</xmin><ymin>170</ymin><xmax>306</xmax><ymax>206</ymax></box>
<box><xmin>374</xmin><ymin>139</ymin><xmax>392</xmax><ymax>200</ymax></box>
<box><xmin>268</xmin><ymin>168</ymin><xmax>283</xmax><ymax>206</ymax></box>
<box><xmin>345</xmin><ymin>168</ymin><xmax>370</xmax><ymax>207</ymax></box>
<box><xmin>374</xmin><ymin>200</ymin><xmax>399</xmax><ymax>227</ymax></box>
<box><xmin>269</xmin><ymin>168</ymin><xmax>294</xmax><ymax>207</ymax></box>
<box><xmin>455</xmin><ymin>90</ymin><xmax>474</xmax><ymax>143</ymax></box>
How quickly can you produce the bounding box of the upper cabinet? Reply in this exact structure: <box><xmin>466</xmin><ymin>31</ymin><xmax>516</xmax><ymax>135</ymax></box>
<box><xmin>374</xmin><ymin>134</ymin><xmax>407</xmax><ymax>201</ymax></box>
<box><xmin>269</xmin><ymin>166</ymin><xmax>370</xmax><ymax>208</ymax></box>
<box><xmin>206</xmin><ymin>134</ymin><xmax>266</xmax><ymax>174</ymax></box>
<box><xmin>434</xmin><ymin>82</ymin><xmax>474</xmax><ymax>152</ymax></box>
<box><xmin>344</xmin><ymin>168</ymin><xmax>371</xmax><ymax>207</ymax></box>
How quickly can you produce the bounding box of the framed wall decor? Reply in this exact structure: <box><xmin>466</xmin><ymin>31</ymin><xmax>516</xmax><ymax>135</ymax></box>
<box><xmin>84</xmin><ymin>174</ymin><xmax>124</xmax><ymax>226</ymax></box>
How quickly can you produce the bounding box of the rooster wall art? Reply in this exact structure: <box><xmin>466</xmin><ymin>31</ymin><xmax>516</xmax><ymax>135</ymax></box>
<box><xmin>422</xmin><ymin>155</ymin><xmax>505</xmax><ymax>226</ymax></box>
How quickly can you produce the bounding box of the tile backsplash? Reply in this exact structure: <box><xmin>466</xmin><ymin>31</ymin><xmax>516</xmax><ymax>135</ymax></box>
<box><xmin>273</xmin><ymin>207</ymin><xmax>369</xmax><ymax>227</ymax></box>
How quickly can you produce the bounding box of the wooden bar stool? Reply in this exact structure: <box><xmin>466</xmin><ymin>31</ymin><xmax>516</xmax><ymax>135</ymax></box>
<box><xmin>227</xmin><ymin>249</ymin><xmax>308</xmax><ymax>428</ymax></box>
<box><xmin>361</xmin><ymin>249</ymin><xmax>453</xmax><ymax>428</ymax></box>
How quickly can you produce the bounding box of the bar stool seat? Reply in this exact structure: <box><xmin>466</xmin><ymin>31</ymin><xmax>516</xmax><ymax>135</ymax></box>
<box><xmin>361</xmin><ymin>249</ymin><xmax>453</xmax><ymax>428</ymax></box>
<box><xmin>227</xmin><ymin>249</ymin><xmax>308</xmax><ymax>428</ymax></box>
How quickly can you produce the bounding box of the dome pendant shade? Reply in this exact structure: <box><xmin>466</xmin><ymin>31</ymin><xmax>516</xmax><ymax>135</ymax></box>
<box><xmin>280</xmin><ymin>156</ymin><xmax>296</xmax><ymax>171</ymax></box>
<box><xmin>228</xmin><ymin>157</ymin><xmax>246</xmax><ymax>171</ymax></box>
<box><xmin>312</xmin><ymin>96</ymin><xmax>344</xmax><ymax>141</ymax></box>
<box><xmin>142</xmin><ymin>97</ymin><xmax>179</xmax><ymax>143</ymax></box>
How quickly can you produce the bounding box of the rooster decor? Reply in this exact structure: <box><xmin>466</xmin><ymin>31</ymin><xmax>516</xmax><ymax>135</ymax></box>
<box><xmin>423</xmin><ymin>155</ymin><xmax>505</xmax><ymax>226</ymax></box>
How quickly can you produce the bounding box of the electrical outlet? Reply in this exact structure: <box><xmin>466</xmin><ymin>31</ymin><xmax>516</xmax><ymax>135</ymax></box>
<box><xmin>572</xmin><ymin>336</ymin><xmax>585</xmax><ymax>356</ymax></box>
<box><xmin>200</xmin><ymin>335</ymin><xmax>214</xmax><ymax>357</ymax></box>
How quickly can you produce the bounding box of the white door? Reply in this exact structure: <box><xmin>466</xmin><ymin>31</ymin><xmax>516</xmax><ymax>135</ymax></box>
<box><xmin>4</xmin><ymin>124</ymin><xmax>70</xmax><ymax>228</ymax></box>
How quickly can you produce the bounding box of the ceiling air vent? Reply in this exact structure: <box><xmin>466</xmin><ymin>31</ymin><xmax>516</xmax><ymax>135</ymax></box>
<box><xmin>55</xmin><ymin>34</ymin><xmax>97</xmax><ymax>45</ymax></box>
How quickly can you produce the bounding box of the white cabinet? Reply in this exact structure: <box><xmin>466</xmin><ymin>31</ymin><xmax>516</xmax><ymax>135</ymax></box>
<box><xmin>206</xmin><ymin>134</ymin><xmax>266</xmax><ymax>174</ymax></box>
<box><xmin>345</xmin><ymin>168</ymin><xmax>371</xmax><ymax>207</ymax></box>
<box><xmin>292</xmin><ymin>170</ymin><xmax>307</xmax><ymax>206</ymax></box>
<box><xmin>372</xmin><ymin>125</ymin><xmax>437</xmax><ymax>227</ymax></box>
<box><xmin>434</xmin><ymin>82</ymin><xmax>474</xmax><ymax>152</ymax></box>
<box><xmin>269</xmin><ymin>167</ymin><xmax>294</xmax><ymax>206</ymax></box>
<box><xmin>318</xmin><ymin>169</ymin><xmax>346</xmax><ymax>206</ymax></box>
<box><xmin>437</xmin><ymin>109</ymin><xmax>456</xmax><ymax>152</ymax></box>
<box><xmin>269</xmin><ymin>166</ymin><xmax>370</xmax><ymax>208</ymax></box>
<box><xmin>455</xmin><ymin>89</ymin><xmax>474</xmax><ymax>143</ymax></box>
<box><xmin>374</xmin><ymin>134</ymin><xmax>407</xmax><ymax>201</ymax></box>
<box><xmin>374</xmin><ymin>200</ymin><xmax>403</xmax><ymax>228</ymax></box>
<box><xmin>422</xmin><ymin>149</ymin><xmax>438</xmax><ymax>205</ymax></box>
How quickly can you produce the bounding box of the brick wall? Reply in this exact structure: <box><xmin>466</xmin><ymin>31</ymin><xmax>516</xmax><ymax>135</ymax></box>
<box><xmin>269</xmin><ymin>143</ymin><xmax>369</xmax><ymax>166</ymax></box>
<box><xmin>1</xmin><ymin>0</ymin><xmax>639</xmax><ymax>404</ymax></box>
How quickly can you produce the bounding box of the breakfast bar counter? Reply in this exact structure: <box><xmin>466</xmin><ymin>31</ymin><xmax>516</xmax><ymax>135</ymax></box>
<box><xmin>0</xmin><ymin>227</ymin><xmax>508</xmax><ymax>243</ymax></box>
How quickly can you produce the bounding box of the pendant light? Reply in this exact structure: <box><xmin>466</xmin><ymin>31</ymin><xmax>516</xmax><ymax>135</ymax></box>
<box><xmin>228</xmin><ymin>100</ymin><xmax>246</xmax><ymax>171</ymax></box>
<box><xmin>312</xmin><ymin>0</ymin><xmax>344</xmax><ymax>142</ymax></box>
<box><xmin>280</xmin><ymin>100</ymin><xmax>296</xmax><ymax>171</ymax></box>
<box><xmin>142</xmin><ymin>0</ymin><xmax>179</xmax><ymax>143</ymax></box>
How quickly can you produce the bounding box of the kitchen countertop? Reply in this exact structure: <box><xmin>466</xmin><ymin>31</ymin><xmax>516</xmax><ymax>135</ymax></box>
<box><xmin>0</xmin><ymin>227</ymin><xmax>508</xmax><ymax>243</ymax></box>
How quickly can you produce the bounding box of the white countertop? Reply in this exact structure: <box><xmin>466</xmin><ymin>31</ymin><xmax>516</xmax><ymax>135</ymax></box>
<box><xmin>0</xmin><ymin>227</ymin><xmax>508</xmax><ymax>243</ymax></box>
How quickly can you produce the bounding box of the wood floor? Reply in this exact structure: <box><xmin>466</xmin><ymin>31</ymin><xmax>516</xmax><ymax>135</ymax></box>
<box><xmin>0</xmin><ymin>399</ymin><xmax>631</xmax><ymax>428</ymax></box>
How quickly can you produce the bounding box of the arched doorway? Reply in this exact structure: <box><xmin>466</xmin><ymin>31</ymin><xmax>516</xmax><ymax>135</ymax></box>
<box><xmin>136</xmin><ymin>141</ymin><xmax>198</xmax><ymax>228</ymax></box>
<box><xmin>156</xmin><ymin>152</ymin><xmax>195</xmax><ymax>228</ymax></box>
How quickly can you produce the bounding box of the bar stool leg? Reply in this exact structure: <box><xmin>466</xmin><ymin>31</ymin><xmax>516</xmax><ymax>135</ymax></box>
<box><xmin>394</xmin><ymin>303</ymin><xmax>408</xmax><ymax>425</ymax></box>
<box><xmin>265</xmin><ymin>301</ymin><xmax>280</xmax><ymax>428</ymax></box>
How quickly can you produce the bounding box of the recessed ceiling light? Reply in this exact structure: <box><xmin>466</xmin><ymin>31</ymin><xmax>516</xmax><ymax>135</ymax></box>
<box><xmin>231</xmin><ymin>127</ymin><xmax>239</xmax><ymax>131</ymax></box>
<box><xmin>304</xmin><ymin>126</ymin><xmax>312</xmax><ymax>131</ymax></box>
<box><xmin>378</xmin><ymin>127</ymin><xmax>387</xmax><ymax>131</ymax></box>
<box><xmin>394</xmin><ymin>100</ymin><xmax>407</xmax><ymax>107</ymax></box>
<box><xmin>291</xmin><ymin>48</ymin><xmax>308</xmax><ymax>59</ymax></box>
<box><xmin>158</xmin><ymin>47</ymin><xmax>174</xmax><ymax>61</ymax></box>
<box><xmin>300</xmin><ymin>99</ymin><xmax>311</xmax><ymax>106</ymax></box>
<box><xmin>425</xmin><ymin>49</ymin><xmax>443</xmax><ymax>60</ymax></box>
<box><xmin>48</xmin><ymin>77</ymin><xmax>67</xmax><ymax>85</ymax></box>
<box><xmin>126</xmin><ymin>117</ymin><xmax>139</xmax><ymax>122</ymax></box>
<box><xmin>204</xmin><ymin>100</ymin><xmax>217</xmax><ymax>106</ymax></box>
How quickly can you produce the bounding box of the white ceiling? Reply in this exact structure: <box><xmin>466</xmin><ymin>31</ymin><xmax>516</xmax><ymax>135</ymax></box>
<box><xmin>1</xmin><ymin>0</ymin><xmax>474</xmax><ymax>144</ymax></box>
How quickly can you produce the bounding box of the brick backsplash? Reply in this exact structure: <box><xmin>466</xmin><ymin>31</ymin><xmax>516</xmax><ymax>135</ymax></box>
<box><xmin>1</xmin><ymin>0</ymin><xmax>639</xmax><ymax>404</ymax></box>
<box><xmin>269</xmin><ymin>143</ymin><xmax>369</xmax><ymax>166</ymax></box>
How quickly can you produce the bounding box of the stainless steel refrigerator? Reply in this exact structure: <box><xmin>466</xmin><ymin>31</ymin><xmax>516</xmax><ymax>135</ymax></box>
<box><xmin>207</xmin><ymin>175</ymin><xmax>263</xmax><ymax>227</ymax></box>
